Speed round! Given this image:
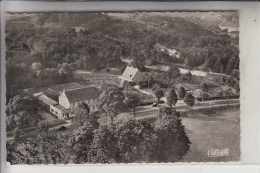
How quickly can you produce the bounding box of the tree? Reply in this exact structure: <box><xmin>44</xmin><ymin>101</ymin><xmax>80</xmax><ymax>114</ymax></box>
<box><xmin>226</xmin><ymin>55</ymin><xmax>239</xmax><ymax>74</ymax></box>
<box><xmin>225</xmin><ymin>70</ymin><xmax>240</xmax><ymax>93</ymax></box>
<box><xmin>123</xmin><ymin>82</ymin><xmax>135</xmax><ymax>92</ymax></box>
<box><xmin>98</xmin><ymin>84</ymin><xmax>125</xmax><ymax>123</ymax></box>
<box><xmin>91</xmin><ymin>115</ymin><xmax>157</xmax><ymax>163</ymax></box>
<box><xmin>183</xmin><ymin>93</ymin><xmax>195</xmax><ymax>107</ymax></box>
<box><xmin>166</xmin><ymin>88</ymin><xmax>178</xmax><ymax>107</ymax></box>
<box><xmin>125</xmin><ymin>91</ymin><xmax>140</xmax><ymax>117</ymax></box>
<box><xmin>154</xmin><ymin>90</ymin><xmax>164</xmax><ymax>103</ymax></box>
<box><xmin>154</xmin><ymin>107</ymin><xmax>191</xmax><ymax>162</ymax></box>
<box><xmin>151</xmin><ymin>83</ymin><xmax>161</xmax><ymax>92</ymax></box>
<box><xmin>6</xmin><ymin>61</ymin><xmax>35</xmax><ymax>102</ymax></box>
<box><xmin>234</xmin><ymin>82</ymin><xmax>240</xmax><ymax>93</ymax></box>
<box><xmin>58</xmin><ymin>63</ymin><xmax>74</xmax><ymax>84</ymax></box>
<box><xmin>177</xmin><ymin>86</ymin><xmax>186</xmax><ymax>99</ymax></box>
<box><xmin>113</xmin><ymin>115</ymin><xmax>157</xmax><ymax>163</ymax></box>
<box><xmin>201</xmin><ymin>82</ymin><xmax>209</xmax><ymax>92</ymax></box>
<box><xmin>185</xmin><ymin>71</ymin><xmax>192</xmax><ymax>81</ymax></box>
<box><xmin>89</xmin><ymin>124</ymin><xmax>118</xmax><ymax>163</ymax></box>
<box><xmin>6</xmin><ymin>95</ymin><xmax>42</xmax><ymax>134</ymax></box>
<box><xmin>132</xmin><ymin>56</ymin><xmax>146</xmax><ymax>72</ymax></box>
<box><xmin>225</xmin><ymin>87</ymin><xmax>233</xmax><ymax>105</ymax></box>
<box><xmin>7</xmin><ymin>132</ymin><xmax>71</xmax><ymax>164</ymax></box>
<box><xmin>74</xmin><ymin>103</ymin><xmax>99</xmax><ymax>128</ymax></box>
<box><xmin>70</xmin><ymin>123</ymin><xmax>96</xmax><ymax>163</ymax></box>
<box><xmin>166</xmin><ymin>65</ymin><xmax>180</xmax><ymax>79</ymax></box>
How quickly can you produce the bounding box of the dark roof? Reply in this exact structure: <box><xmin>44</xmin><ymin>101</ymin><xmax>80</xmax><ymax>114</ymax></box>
<box><xmin>65</xmin><ymin>87</ymin><xmax>98</xmax><ymax>103</ymax></box>
<box><xmin>44</xmin><ymin>89</ymin><xmax>60</xmax><ymax>102</ymax></box>
<box><xmin>25</xmin><ymin>82</ymin><xmax>84</xmax><ymax>97</ymax></box>
<box><xmin>48</xmin><ymin>82</ymin><xmax>83</xmax><ymax>94</ymax></box>
<box><xmin>37</xmin><ymin>94</ymin><xmax>58</xmax><ymax>105</ymax></box>
<box><xmin>26</xmin><ymin>87</ymin><xmax>59</xmax><ymax>102</ymax></box>
<box><xmin>24</xmin><ymin>87</ymin><xmax>48</xmax><ymax>95</ymax></box>
<box><xmin>53</xmin><ymin>104</ymin><xmax>67</xmax><ymax>111</ymax></box>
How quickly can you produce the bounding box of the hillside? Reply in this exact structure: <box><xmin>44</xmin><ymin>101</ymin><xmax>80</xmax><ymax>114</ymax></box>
<box><xmin>5</xmin><ymin>12</ymin><xmax>239</xmax><ymax>101</ymax></box>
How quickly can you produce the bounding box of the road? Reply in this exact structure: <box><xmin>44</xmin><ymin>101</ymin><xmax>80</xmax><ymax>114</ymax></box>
<box><xmin>145</xmin><ymin>65</ymin><xmax>209</xmax><ymax>77</ymax></box>
<box><xmin>7</xmin><ymin>98</ymin><xmax>239</xmax><ymax>141</ymax></box>
<box><xmin>134</xmin><ymin>99</ymin><xmax>239</xmax><ymax>120</ymax></box>
<box><xmin>6</xmin><ymin>119</ymin><xmax>71</xmax><ymax>142</ymax></box>
<box><xmin>99</xmin><ymin>99</ymin><xmax>239</xmax><ymax>124</ymax></box>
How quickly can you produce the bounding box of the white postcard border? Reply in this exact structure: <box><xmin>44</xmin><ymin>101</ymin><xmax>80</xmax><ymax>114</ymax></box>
<box><xmin>1</xmin><ymin>1</ymin><xmax>260</xmax><ymax>172</ymax></box>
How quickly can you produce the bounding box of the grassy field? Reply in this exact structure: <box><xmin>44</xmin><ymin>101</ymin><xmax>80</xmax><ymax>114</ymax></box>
<box><xmin>181</xmin><ymin>107</ymin><xmax>240</xmax><ymax>162</ymax></box>
<box><xmin>74</xmin><ymin>70</ymin><xmax>121</xmax><ymax>87</ymax></box>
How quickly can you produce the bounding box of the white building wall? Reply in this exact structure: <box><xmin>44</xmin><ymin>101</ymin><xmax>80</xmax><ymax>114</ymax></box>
<box><xmin>59</xmin><ymin>92</ymin><xmax>70</xmax><ymax>109</ymax></box>
<box><xmin>50</xmin><ymin>105</ymin><xmax>63</xmax><ymax>119</ymax></box>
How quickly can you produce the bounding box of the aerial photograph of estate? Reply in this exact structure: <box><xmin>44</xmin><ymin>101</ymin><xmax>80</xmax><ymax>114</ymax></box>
<box><xmin>5</xmin><ymin>11</ymin><xmax>240</xmax><ymax>164</ymax></box>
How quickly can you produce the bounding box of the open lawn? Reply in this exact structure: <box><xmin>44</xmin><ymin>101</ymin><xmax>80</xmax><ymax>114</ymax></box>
<box><xmin>181</xmin><ymin>107</ymin><xmax>240</xmax><ymax>162</ymax></box>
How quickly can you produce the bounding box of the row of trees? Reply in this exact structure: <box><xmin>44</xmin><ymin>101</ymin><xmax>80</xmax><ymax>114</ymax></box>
<box><xmin>152</xmin><ymin>84</ymin><xmax>195</xmax><ymax>108</ymax></box>
<box><xmin>203</xmin><ymin>46</ymin><xmax>239</xmax><ymax>75</ymax></box>
<box><xmin>7</xmin><ymin>105</ymin><xmax>191</xmax><ymax>164</ymax></box>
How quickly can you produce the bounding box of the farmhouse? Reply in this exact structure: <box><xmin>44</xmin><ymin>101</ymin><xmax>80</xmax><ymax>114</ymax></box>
<box><xmin>119</xmin><ymin>66</ymin><xmax>145</xmax><ymax>86</ymax></box>
<box><xmin>27</xmin><ymin>82</ymin><xmax>99</xmax><ymax>119</ymax></box>
<box><xmin>50</xmin><ymin>87</ymin><xmax>98</xmax><ymax>119</ymax></box>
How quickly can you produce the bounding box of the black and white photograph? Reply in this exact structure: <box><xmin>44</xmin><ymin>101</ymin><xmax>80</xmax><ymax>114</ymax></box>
<box><xmin>5</xmin><ymin>11</ymin><xmax>240</xmax><ymax>164</ymax></box>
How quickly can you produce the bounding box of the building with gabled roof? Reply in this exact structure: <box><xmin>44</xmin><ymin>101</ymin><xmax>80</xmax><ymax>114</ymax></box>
<box><xmin>63</xmin><ymin>87</ymin><xmax>98</xmax><ymax>103</ymax></box>
<box><xmin>50</xmin><ymin>86</ymin><xmax>99</xmax><ymax>119</ymax></box>
<box><xmin>27</xmin><ymin>82</ymin><xmax>99</xmax><ymax>119</ymax></box>
<box><xmin>119</xmin><ymin>66</ymin><xmax>145</xmax><ymax>86</ymax></box>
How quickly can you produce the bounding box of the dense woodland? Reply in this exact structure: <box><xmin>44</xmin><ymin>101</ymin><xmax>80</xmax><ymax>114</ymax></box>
<box><xmin>6</xmin><ymin>13</ymin><xmax>239</xmax><ymax>102</ymax></box>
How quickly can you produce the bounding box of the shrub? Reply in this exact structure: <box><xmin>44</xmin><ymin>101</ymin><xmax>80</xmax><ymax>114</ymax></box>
<box><xmin>184</xmin><ymin>93</ymin><xmax>195</xmax><ymax>107</ymax></box>
<box><xmin>138</xmin><ymin>81</ymin><xmax>149</xmax><ymax>89</ymax></box>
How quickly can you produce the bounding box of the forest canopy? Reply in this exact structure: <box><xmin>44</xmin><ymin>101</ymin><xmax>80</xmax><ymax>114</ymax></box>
<box><xmin>5</xmin><ymin>12</ymin><xmax>239</xmax><ymax>102</ymax></box>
